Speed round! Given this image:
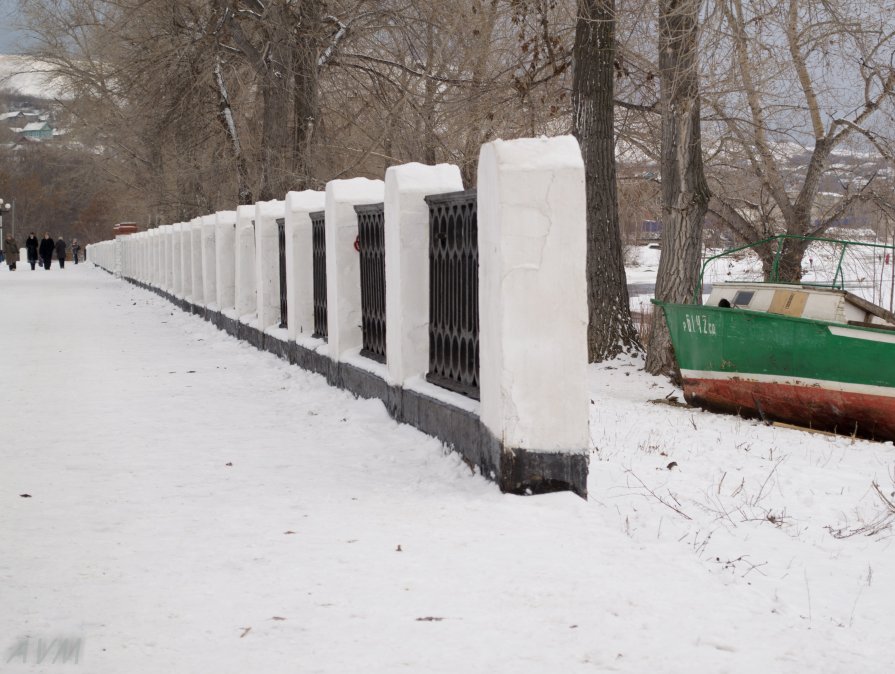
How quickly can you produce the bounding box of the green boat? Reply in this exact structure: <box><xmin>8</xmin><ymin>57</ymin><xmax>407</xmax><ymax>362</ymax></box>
<box><xmin>654</xmin><ymin>235</ymin><xmax>895</xmax><ymax>440</ymax></box>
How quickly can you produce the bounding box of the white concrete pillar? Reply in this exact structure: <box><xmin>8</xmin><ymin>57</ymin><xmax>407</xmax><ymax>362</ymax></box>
<box><xmin>154</xmin><ymin>229</ymin><xmax>162</xmax><ymax>287</ymax></box>
<box><xmin>383</xmin><ymin>163</ymin><xmax>464</xmax><ymax>384</ymax></box>
<box><xmin>234</xmin><ymin>204</ymin><xmax>256</xmax><ymax>320</ymax></box>
<box><xmin>149</xmin><ymin>230</ymin><xmax>155</xmax><ymax>284</ymax></box>
<box><xmin>113</xmin><ymin>235</ymin><xmax>123</xmax><ymax>277</ymax></box>
<box><xmin>254</xmin><ymin>199</ymin><xmax>286</xmax><ymax>330</ymax></box>
<box><xmin>324</xmin><ymin>178</ymin><xmax>385</xmax><ymax>359</ymax></box>
<box><xmin>172</xmin><ymin>223</ymin><xmax>184</xmax><ymax>296</ymax></box>
<box><xmin>141</xmin><ymin>233</ymin><xmax>148</xmax><ymax>281</ymax></box>
<box><xmin>140</xmin><ymin>232</ymin><xmax>146</xmax><ymax>281</ymax></box>
<box><xmin>201</xmin><ymin>214</ymin><xmax>217</xmax><ymax>308</ymax></box>
<box><xmin>190</xmin><ymin>217</ymin><xmax>204</xmax><ymax>306</ymax></box>
<box><xmin>147</xmin><ymin>231</ymin><xmax>155</xmax><ymax>284</ymax></box>
<box><xmin>180</xmin><ymin>221</ymin><xmax>193</xmax><ymax>299</ymax></box>
<box><xmin>477</xmin><ymin>135</ymin><xmax>589</xmax><ymax>456</ymax></box>
<box><xmin>161</xmin><ymin>225</ymin><xmax>173</xmax><ymax>291</ymax></box>
<box><xmin>134</xmin><ymin>234</ymin><xmax>140</xmax><ymax>279</ymax></box>
<box><xmin>284</xmin><ymin>190</ymin><xmax>325</xmax><ymax>340</ymax></box>
<box><xmin>157</xmin><ymin>228</ymin><xmax>165</xmax><ymax>287</ymax></box>
<box><xmin>215</xmin><ymin>210</ymin><xmax>237</xmax><ymax>313</ymax></box>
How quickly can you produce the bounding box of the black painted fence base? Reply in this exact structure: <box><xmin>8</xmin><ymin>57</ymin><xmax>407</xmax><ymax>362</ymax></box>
<box><xmin>117</xmin><ymin>274</ymin><xmax>588</xmax><ymax>498</ymax></box>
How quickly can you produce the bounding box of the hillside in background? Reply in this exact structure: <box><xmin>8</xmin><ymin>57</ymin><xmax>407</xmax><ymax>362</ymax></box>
<box><xmin>0</xmin><ymin>55</ymin><xmax>66</xmax><ymax>99</ymax></box>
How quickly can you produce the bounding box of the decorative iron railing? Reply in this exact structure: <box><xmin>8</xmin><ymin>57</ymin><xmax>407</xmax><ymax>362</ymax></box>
<box><xmin>696</xmin><ymin>234</ymin><xmax>895</xmax><ymax>307</ymax></box>
<box><xmin>277</xmin><ymin>218</ymin><xmax>288</xmax><ymax>329</ymax></box>
<box><xmin>355</xmin><ymin>203</ymin><xmax>387</xmax><ymax>363</ymax></box>
<box><xmin>424</xmin><ymin>189</ymin><xmax>479</xmax><ymax>399</ymax></box>
<box><xmin>310</xmin><ymin>210</ymin><xmax>328</xmax><ymax>340</ymax></box>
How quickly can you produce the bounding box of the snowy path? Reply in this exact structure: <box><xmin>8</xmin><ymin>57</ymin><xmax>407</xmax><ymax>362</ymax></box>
<box><xmin>2</xmin><ymin>266</ymin><xmax>893</xmax><ymax>673</ymax></box>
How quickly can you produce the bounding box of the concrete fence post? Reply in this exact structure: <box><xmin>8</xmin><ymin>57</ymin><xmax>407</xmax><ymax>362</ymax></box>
<box><xmin>234</xmin><ymin>204</ymin><xmax>256</xmax><ymax>320</ymax></box>
<box><xmin>383</xmin><ymin>163</ymin><xmax>464</xmax><ymax>385</ymax></box>
<box><xmin>476</xmin><ymin>135</ymin><xmax>589</xmax><ymax>497</ymax></box>
<box><xmin>141</xmin><ymin>233</ymin><xmax>147</xmax><ymax>282</ymax></box>
<box><xmin>172</xmin><ymin>223</ymin><xmax>184</xmax><ymax>296</ymax></box>
<box><xmin>324</xmin><ymin>178</ymin><xmax>385</xmax><ymax>360</ymax></box>
<box><xmin>165</xmin><ymin>225</ymin><xmax>176</xmax><ymax>293</ymax></box>
<box><xmin>151</xmin><ymin>230</ymin><xmax>159</xmax><ymax>286</ymax></box>
<box><xmin>164</xmin><ymin>225</ymin><xmax>174</xmax><ymax>291</ymax></box>
<box><xmin>113</xmin><ymin>235</ymin><xmax>123</xmax><ymax>277</ymax></box>
<box><xmin>284</xmin><ymin>190</ymin><xmax>326</xmax><ymax>341</ymax></box>
<box><xmin>201</xmin><ymin>214</ymin><xmax>217</xmax><ymax>308</ymax></box>
<box><xmin>254</xmin><ymin>199</ymin><xmax>286</xmax><ymax>331</ymax></box>
<box><xmin>132</xmin><ymin>234</ymin><xmax>138</xmax><ymax>279</ymax></box>
<box><xmin>190</xmin><ymin>217</ymin><xmax>204</xmax><ymax>306</ymax></box>
<box><xmin>180</xmin><ymin>221</ymin><xmax>193</xmax><ymax>300</ymax></box>
<box><xmin>158</xmin><ymin>227</ymin><xmax>167</xmax><ymax>289</ymax></box>
<box><xmin>215</xmin><ymin>211</ymin><xmax>237</xmax><ymax>313</ymax></box>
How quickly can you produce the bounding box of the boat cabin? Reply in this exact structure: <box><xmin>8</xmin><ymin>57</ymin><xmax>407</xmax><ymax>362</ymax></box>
<box><xmin>707</xmin><ymin>283</ymin><xmax>895</xmax><ymax>330</ymax></box>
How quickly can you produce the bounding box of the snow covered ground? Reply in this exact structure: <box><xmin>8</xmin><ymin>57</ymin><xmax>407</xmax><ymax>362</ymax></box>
<box><xmin>2</xmin><ymin>265</ymin><xmax>894</xmax><ymax>673</ymax></box>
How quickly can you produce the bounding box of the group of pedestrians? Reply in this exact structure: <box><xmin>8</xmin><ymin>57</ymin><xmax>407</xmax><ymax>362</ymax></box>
<box><xmin>3</xmin><ymin>233</ymin><xmax>81</xmax><ymax>271</ymax></box>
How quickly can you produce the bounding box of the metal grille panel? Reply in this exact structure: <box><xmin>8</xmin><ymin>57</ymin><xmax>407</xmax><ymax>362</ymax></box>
<box><xmin>355</xmin><ymin>203</ymin><xmax>387</xmax><ymax>363</ymax></box>
<box><xmin>310</xmin><ymin>211</ymin><xmax>327</xmax><ymax>340</ymax></box>
<box><xmin>277</xmin><ymin>217</ymin><xmax>287</xmax><ymax>329</ymax></box>
<box><xmin>424</xmin><ymin>189</ymin><xmax>479</xmax><ymax>399</ymax></box>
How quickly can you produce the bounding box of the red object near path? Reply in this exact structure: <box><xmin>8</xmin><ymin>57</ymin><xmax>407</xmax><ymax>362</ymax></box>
<box><xmin>113</xmin><ymin>222</ymin><xmax>139</xmax><ymax>236</ymax></box>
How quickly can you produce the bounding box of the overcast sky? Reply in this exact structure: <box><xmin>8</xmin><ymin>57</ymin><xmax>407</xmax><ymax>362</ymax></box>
<box><xmin>0</xmin><ymin>0</ymin><xmax>26</xmax><ymax>54</ymax></box>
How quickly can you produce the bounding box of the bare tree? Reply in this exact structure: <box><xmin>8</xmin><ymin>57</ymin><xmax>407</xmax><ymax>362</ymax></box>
<box><xmin>706</xmin><ymin>0</ymin><xmax>895</xmax><ymax>280</ymax></box>
<box><xmin>573</xmin><ymin>0</ymin><xmax>641</xmax><ymax>361</ymax></box>
<box><xmin>645</xmin><ymin>0</ymin><xmax>709</xmax><ymax>376</ymax></box>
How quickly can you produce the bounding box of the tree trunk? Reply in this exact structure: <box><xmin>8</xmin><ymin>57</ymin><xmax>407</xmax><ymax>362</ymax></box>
<box><xmin>292</xmin><ymin>0</ymin><xmax>321</xmax><ymax>190</ymax></box>
<box><xmin>258</xmin><ymin>3</ymin><xmax>295</xmax><ymax>201</ymax></box>
<box><xmin>213</xmin><ymin>55</ymin><xmax>253</xmax><ymax>205</ymax></box>
<box><xmin>763</xmin><ymin>237</ymin><xmax>808</xmax><ymax>282</ymax></box>
<box><xmin>572</xmin><ymin>0</ymin><xmax>640</xmax><ymax>362</ymax></box>
<box><xmin>422</xmin><ymin>20</ymin><xmax>438</xmax><ymax>165</ymax></box>
<box><xmin>645</xmin><ymin>0</ymin><xmax>710</xmax><ymax>376</ymax></box>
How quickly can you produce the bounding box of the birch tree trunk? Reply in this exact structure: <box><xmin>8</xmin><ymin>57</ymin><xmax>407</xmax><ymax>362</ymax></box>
<box><xmin>572</xmin><ymin>0</ymin><xmax>640</xmax><ymax>362</ymax></box>
<box><xmin>645</xmin><ymin>0</ymin><xmax>710</xmax><ymax>377</ymax></box>
<box><xmin>213</xmin><ymin>55</ymin><xmax>253</xmax><ymax>205</ymax></box>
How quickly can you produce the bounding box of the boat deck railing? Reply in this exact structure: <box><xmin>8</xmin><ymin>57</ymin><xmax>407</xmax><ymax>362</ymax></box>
<box><xmin>696</xmin><ymin>234</ymin><xmax>895</xmax><ymax>305</ymax></box>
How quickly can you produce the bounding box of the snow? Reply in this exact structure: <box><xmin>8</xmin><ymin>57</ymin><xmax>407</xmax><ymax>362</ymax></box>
<box><xmin>487</xmin><ymin>135</ymin><xmax>584</xmax><ymax>171</ymax></box>
<box><xmin>2</xmin><ymin>265</ymin><xmax>895</xmax><ymax>673</ymax></box>
<box><xmin>0</xmin><ymin>56</ymin><xmax>67</xmax><ymax>99</ymax></box>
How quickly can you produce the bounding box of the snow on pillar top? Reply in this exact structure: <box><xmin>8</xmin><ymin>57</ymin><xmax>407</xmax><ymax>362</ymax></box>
<box><xmin>477</xmin><ymin>135</ymin><xmax>589</xmax><ymax>452</ymax></box>
<box><xmin>286</xmin><ymin>190</ymin><xmax>326</xmax><ymax>213</ymax></box>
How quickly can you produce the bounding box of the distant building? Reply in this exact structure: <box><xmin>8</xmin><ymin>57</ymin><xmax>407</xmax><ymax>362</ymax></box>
<box><xmin>639</xmin><ymin>219</ymin><xmax>662</xmax><ymax>242</ymax></box>
<box><xmin>19</xmin><ymin>121</ymin><xmax>53</xmax><ymax>140</ymax></box>
<box><xmin>0</xmin><ymin>111</ymin><xmax>26</xmax><ymax>123</ymax></box>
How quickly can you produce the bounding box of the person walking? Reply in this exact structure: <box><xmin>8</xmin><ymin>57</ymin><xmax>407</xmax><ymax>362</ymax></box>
<box><xmin>55</xmin><ymin>236</ymin><xmax>67</xmax><ymax>269</ymax></box>
<box><xmin>25</xmin><ymin>232</ymin><xmax>39</xmax><ymax>270</ymax></box>
<box><xmin>71</xmin><ymin>239</ymin><xmax>81</xmax><ymax>264</ymax></box>
<box><xmin>39</xmin><ymin>233</ymin><xmax>55</xmax><ymax>270</ymax></box>
<box><xmin>3</xmin><ymin>234</ymin><xmax>19</xmax><ymax>271</ymax></box>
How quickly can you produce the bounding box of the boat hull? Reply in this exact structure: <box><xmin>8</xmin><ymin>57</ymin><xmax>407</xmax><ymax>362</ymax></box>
<box><xmin>656</xmin><ymin>302</ymin><xmax>895</xmax><ymax>440</ymax></box>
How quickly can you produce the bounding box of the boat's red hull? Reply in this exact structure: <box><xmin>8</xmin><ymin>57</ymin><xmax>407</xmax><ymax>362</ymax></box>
<box><xmin>683</xmin><ymin>376</ymin><xmax>895</xmax><ymax>441</ymax></box>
